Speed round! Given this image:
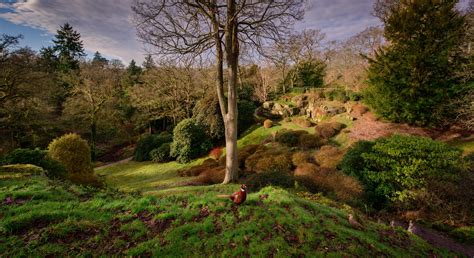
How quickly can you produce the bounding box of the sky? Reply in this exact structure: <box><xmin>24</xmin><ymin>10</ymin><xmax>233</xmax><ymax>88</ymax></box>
<box><xmin>0</xmin><ymin>0</ymin><xmax>469</xmax><ymax>64</ymax></box>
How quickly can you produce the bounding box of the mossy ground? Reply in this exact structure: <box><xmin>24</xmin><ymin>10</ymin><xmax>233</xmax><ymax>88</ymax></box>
<box><xmin>0</xmin><ymin>175</ymin><xmax>454</xmax><ymax>257</ymax></box>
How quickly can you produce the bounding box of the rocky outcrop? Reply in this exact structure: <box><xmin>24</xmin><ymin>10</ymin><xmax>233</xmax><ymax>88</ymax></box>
<box><xmin>259</xmin><ymin>95</ymin><xmax>348</xmax><ymax>121</ymax></box>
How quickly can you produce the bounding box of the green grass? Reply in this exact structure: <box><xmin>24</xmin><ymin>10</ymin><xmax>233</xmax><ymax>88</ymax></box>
<box><xmin>449</xmin><ymin>138</ymin><xmax>474</xmax><ymax>155</ymax></box>
<box><xmin>96</xmin><ymin>159</ymin><xmax>205</xmax><ymax>194</ymax></box>
<box><xmin>0</xmin><ymin>176</ymin><xmax>455</xmax><ymax>257</ymax></box>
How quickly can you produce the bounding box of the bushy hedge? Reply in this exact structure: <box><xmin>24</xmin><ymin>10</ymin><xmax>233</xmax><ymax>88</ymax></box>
<box><xmin>48</xmin><ymin>133</ymin><xmax>100</xmax><ymax>186</ymax></box>
<box><xmin>170</xmin><ymin>119</ymin><xmax>212</xmax><ymax>163</ymax></box>
<box><xmin>340</xmin><ymin>135</ymin><xmax>467</xmax><ymax>209</ymax></box>
<box><xmin>275</xmin><ymin>130</ymin><xmax>308</xmax><ymax>147</ymax></box>
<box><xmin>150</xmin><ymin>143</ymin><xmax>171</xmax><ymax>163</ymax></box>
<box><xmin>245</xmin><ymin>170</ymin><xmax>295</xmax><ymax>191</ymax></box>
<box><xmin>134</xmin><ymin>133</ymin><xmax>172</xmax><ymax>161</ymax></box>
<box><xmin>0</xmin><ymin>148</ymin><xmax>66</xmax><ymax>179</ymax></box>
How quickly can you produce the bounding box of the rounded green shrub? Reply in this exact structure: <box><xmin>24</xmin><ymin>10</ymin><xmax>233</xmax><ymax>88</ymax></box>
<box><xmin>340</xmin><ymin>135</ymin><xmax>466</xmax><ymax>209</ymax></box>
<box><xmin>170</xmin><ymin>119</ymin><xmax>212</xmax><ymax>163</ymax></box>
<box><xmin>150</xmin><ymin>143</ymin><xmax>171</xmax><ymax>163</ymax></box>
<box><xmin>134</xmin><ymin>132</ymin><xmax>173</xmax><ymax>161</ymax></box>
<box><xmin>48</xmin><ymin>133</ymin><xmax>98</xmax><ymax>185</ymax></box>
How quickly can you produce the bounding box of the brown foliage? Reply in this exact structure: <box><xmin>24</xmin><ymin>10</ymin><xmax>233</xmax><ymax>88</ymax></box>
<box><xmin>299</xmin><ymin>134</ymin><xmax>324</xmax><ymax>149</ymax></box>
<box><xmin>314</xmin><ymin>122</ymin><xmax>345</xmax><ymax>139</ymax></box>
<box><xmin>293</xmin><ymin>117</ymin><xmax>313</xmax><ymax>128</ymax></box>
<box><xmin>295</xmin><ymin>166</ymin><xmax>362</xmax><ymax>201</ymax></box>
<box><xmin>194</xmin><ymin>166</ymin><xmax>226</xmax><ymax>185</ymax></box>
<box><xmin>263</xmin><ymin>119</ymin><xmax>273</xmax><ymax>128</ymax></box>
<box><xmin>314</xmin><ymin>145</ymin><xmax>345</xmax><ymax>169</ymax></box>
<box><xmin>245</xmin><ymin>147</ymin><xmax>293</xmax><ymax>173</ymax></box>
<box><xmin>292</xmin><ymin>152</ymin><xmax>313</xmax><ymax>166</ymax></box>
<box><xmin>179</xmin><ymin>158</ymin><xmax>218</xmax><ymax>177</ymax></box>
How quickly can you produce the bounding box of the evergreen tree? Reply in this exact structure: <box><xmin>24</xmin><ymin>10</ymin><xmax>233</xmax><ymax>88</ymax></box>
<box><xmin>52</xmin><ymin>23</ymin><xmax>85</xmax><ymax>72</ymax></box>
<box><xmin>92</xmin><ymin>51</ymin><xmax>108</xmax><ymax>67</ymax></box>
<box><xmin>142</xmin><ymin>54</ymin><xmax>156</xmax><ymax>70</ymax></box>
<box><xmin>365</xmin><ymin>0</ymin><xmax>467</xmax><ymax>126</ymax></box>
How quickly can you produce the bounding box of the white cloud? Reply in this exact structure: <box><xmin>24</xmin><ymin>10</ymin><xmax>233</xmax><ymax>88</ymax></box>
<box><xmin>0</xmin><ymin>0</ymin><xmax>144</xmax><ymax>63</ymax></box>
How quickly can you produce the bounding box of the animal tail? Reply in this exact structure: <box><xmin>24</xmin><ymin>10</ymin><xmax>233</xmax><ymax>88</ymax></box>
<box><xmin>216</xmin><ymin>194</ymin><xmax>231</xmax><ymax>198</ymax></box>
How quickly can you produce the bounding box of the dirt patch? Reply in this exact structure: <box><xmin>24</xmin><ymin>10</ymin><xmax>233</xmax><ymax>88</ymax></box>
<box><xmin>349</xmin><ymin>112</ymin><xmax>432</xmax><ymax>142</ymax></box>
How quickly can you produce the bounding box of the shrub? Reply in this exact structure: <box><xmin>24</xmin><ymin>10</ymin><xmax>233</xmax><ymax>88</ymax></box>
<box><xmin>194</xmin><ymin>166</ymin><xmax>226</xmax><ymax>185</ymax></box>
<box><xmin>289</xmin><ymin>59</ymin><xmax>326</xmax><ymax>88</ymax></box>
<box><xmin>0</xmin><ymin>148</ymin><xmax>66</xmax><ymax>178</ymax></box>
<box><xmin>245</xmin><ymin>170</ymin><xmax>295</xmax><ymax>191</ymax></box>
<box><xmin>293</xmin><ymin>117</ymin><xmax>313</xmax><ymax>128</ymax></box>
<box><xmin>339</xmin><ymin>140</ymin><xmax>375</xmax><ymax>178</ymax></box>
<box><xmin>134</xmin><ymin>133</ymin><xmax>172</xmax><ymax>161</ymax></box>
<box><xmin>324</xmin><ymin>88</ymin><xmax>348</xmax><ymax>102</ymax></box>
<box><xmin>294</xmin><ymin>162</ymin><xmax>318</xmax><ymax>177</ymax></box>
<box><xmin>299</xmin><ymin>134</ymin><xmax>324</xmax><ymax>149</ymax></box>
<box><xmin>314</xmin><ymin>122</ymin><xmax>345</xmax><ymax>139</ymax></box>
<box><xmin>245</xmin><ymin>148</ymin><xmax>293</xmax><ymax>173</ymax></box>
<box><xmin>170</xmin><ymin>119</ymin><xmax>212</xmax><ymax>163</ymax></box>
<box><xmin>340</xmin><ymin>135</ymin><xmax>467</xmax><ymax>210</ymax></box>
<box><xmin>314</xmin><ymin>145</ymin><xmax>345</xmax><ymax>169</ymax></box>
<box><xmin>0</xmin><ymin>164</ymin><xmax>44</xmax><ymax>175</ymax></box>
<box><xmin>295</xmin><ymin>167</ymin><xmax>363</xmax><ymax>201</ymax></box>
<box><xmin>347</xmin><ymin>90</ymin><xmax>363</xmax><ymax>101</ymax></box>
<box><xmin>209</xmin><ymin>147</ymin><xmax>223</xmax><ymax>160</ymax></box>
<box><xmin>275</xmin><ymin>130</ymin><xmax>308</xmax><ymax>147</ymax></box>
<box><xmin>292</xmin><ymin>152</ymin><xmax>313</xmax><ymax>166</ymax></box>
<box><xmin>179</xmin><ymin>158</ymin><xmax>219</xmax><ymax>177</ymax></box>
<box><xmin>48</xmin><ymin>133</ymin><xmax>100</xmax><ymax>186</ymax></box>
<box><xmin>238</xmin><ymin>100</ymin><xmax>257</xmax><ymax>134</ymax></box>
<box><xmin>150</xmin><ymin>143</ymin><xmax>171</xmax><ymax>163</ymax></box>
<box><xmin>263</xmin><ymin>119</ymin><xmax>273</xmax><ymax>128</ymax></box>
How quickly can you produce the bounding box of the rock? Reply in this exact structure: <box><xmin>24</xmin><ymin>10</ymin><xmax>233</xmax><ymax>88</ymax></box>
<box><xmin>263</xmin><ymin>101</ymin><xmax>274</xmax><ymax>109</ymax></box>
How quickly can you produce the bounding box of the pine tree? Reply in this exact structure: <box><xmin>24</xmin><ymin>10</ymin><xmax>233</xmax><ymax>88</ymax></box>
<box><xmin>365</xmin><ymin>0</ymin><xmax>467</xmax><ymax>126</ymax></box>
<box><xmin>52</xmin><ymin>23</ymin><xmax>85</xmax><ymax>72</ymax></box>
<box><xmin>92</xmin><ymin>51</ymin><xmax>108</xmax><ymax>67</ymax></box>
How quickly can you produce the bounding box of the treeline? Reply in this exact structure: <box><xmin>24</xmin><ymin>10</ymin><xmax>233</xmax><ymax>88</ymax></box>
<box><xmin>1</xmin><ymin>21</ymin><xmax>383</xmax><ymax>159</ymax></box>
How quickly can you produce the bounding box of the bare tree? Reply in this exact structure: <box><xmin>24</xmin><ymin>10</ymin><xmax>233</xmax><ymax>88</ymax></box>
<box><xmin>133</xmin><ymin>0</ymin><xmax>304</xmax><ymax>183</ymax></box>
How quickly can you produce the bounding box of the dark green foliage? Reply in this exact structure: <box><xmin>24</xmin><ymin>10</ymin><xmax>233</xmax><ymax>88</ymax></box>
<box><xmin>52</xmin><ymin>23</ymin><xmax>85</xmax><ymax>72</ymax></box>
<box><xmin>193</xmin><ymin>94</ymin><xmax>225</xmax><ymax>141</ymax></box>
<box><xmin>245</xmin><ymin>170</ymin><xmax>295</xmax><ymax>191</ymax></box>
<box><xmin>0</xmin><ymin>148</ymin><xmax>66</xmax><ymax>179</ymax></box>
<box><xmin>237</xmin><ymin>100</ymin><xmax>257</xmax><ymax>134</ymax></box>
<box><xmin>170</xmin><ymin>119</ymin><xmax>212</xmax><ymax>163</ymax></box>
<box><xmin>347</xmin><ymin>90</ymin><xmax>363</xmax><ymax>101</ymax></box>
<box><xmin>134</xmin><ymin>133</ymin><xmax>173</xmax><ymax>161</ymax></box>
<box><xmin>324</xmin><ymin>88</ymin><xmax>349</xmax><ymax>102</ymax></box>
<box><xmin>365</xmin><ymin>0</ymin><xmax>467</xmax><ymax>126</ymax></box>
<box><xmin>291</xmin><ymin>59</ymin><xmax>326</xmax><ymax>88</ymax></box>
<box><xmin>339</xmin><ymin>141</ymin><xmax>375</xmax><ymax>177</ymax></box>
<box><xmin>275</xmin><ymin>130</ymin><xmax>308</xmax><ymax>147</ymax></box>
<box><xmin>150</xmin><ymin>143</ymin><xmax>171</xmax><ymax>163</ymax></box>
<box><xmin>91</xmin><ymin>51</ymin><xmax>108</xmax><ymax>67</ymax></box>
<box><xmin>340</xmin><ymin>135</ymin><xmax>465</xmax><ymax>209</ymax></box>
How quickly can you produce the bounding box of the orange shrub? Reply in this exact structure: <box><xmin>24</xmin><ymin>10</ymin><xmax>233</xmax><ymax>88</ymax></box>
<box><xmin>299</xmin><ymin>134</ymin><xmax>324</xmax><ymax>149</ymax></box>
<box><xmin>209</xmin><ymin>147</ymin><xmax>223</xmax><ymax>160</ymax></box>
<box><xmin>314</xmin><ymin>145</ymin><xmax>345</xmax><ymax>168</ymax></box>
<box><xmin>294</xmin><ymin>162</ymin><xmax>318</xmax><ymax>177</ymax></box>
<box><xmin>194</xmin><ymin>166</ymin><xmax>226</xmax><ymax>184</ymax></box>
<box><xmin>263</xmin><ymin>119</ymin><xmax>273</xmax><ymax>128</ymax></box>
<box><xmin>245</xmin><ymin>148</ymin><xmax>293</xmax><ymax>173</ymax></box>
<box><xmin>292</xmin><ymin>152</ymin><xmax>312</xmax><ymax>166</ymax></box>
<box><xmin>293</xmin><ymin>117</ymin><xmax>313</xmax><ymax>128</ymax></box>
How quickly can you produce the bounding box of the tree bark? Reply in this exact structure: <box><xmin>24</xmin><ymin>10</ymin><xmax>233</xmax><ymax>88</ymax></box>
<box><xmin>222</xmin><ymin>0</ymin><xmax>239</xmax><ymax>184</ymax></box>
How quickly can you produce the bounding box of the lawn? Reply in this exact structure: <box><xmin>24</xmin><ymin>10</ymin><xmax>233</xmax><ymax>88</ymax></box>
<box><xmin>0</xmin><ymin>175</ymin><xmax>454</xmax><ymax>257</ymax></box>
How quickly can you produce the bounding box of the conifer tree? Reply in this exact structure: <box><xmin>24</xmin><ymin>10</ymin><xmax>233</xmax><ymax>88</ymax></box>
<box><xmin>365</xmin><ymin>0</ymin><xmax>467</xmax><ymax>126</ymax></box>
<box><xmin>52</xmin><ymin>23</ymin><xmax>85</xmax><ymax>72</ymax></box>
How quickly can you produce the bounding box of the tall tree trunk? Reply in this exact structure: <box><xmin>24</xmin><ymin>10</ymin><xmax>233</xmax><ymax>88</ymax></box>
<box><xmin>222</xmin><ymin>0</ymin><xmax>239</xmax><ymax>184</ymax></box>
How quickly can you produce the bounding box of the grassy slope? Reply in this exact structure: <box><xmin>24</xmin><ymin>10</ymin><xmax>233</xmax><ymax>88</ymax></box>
<box><xmin>0</xmin><ymin>176</ymin><xmax>453</xmax><ymax>257</ymax></box>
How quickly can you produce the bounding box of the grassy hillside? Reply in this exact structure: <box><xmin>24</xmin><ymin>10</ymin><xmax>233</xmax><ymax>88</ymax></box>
<box><xmin>0</xmin><ymin>175</ymin><xmax>454</xmax><ymax>257</ymax></box>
